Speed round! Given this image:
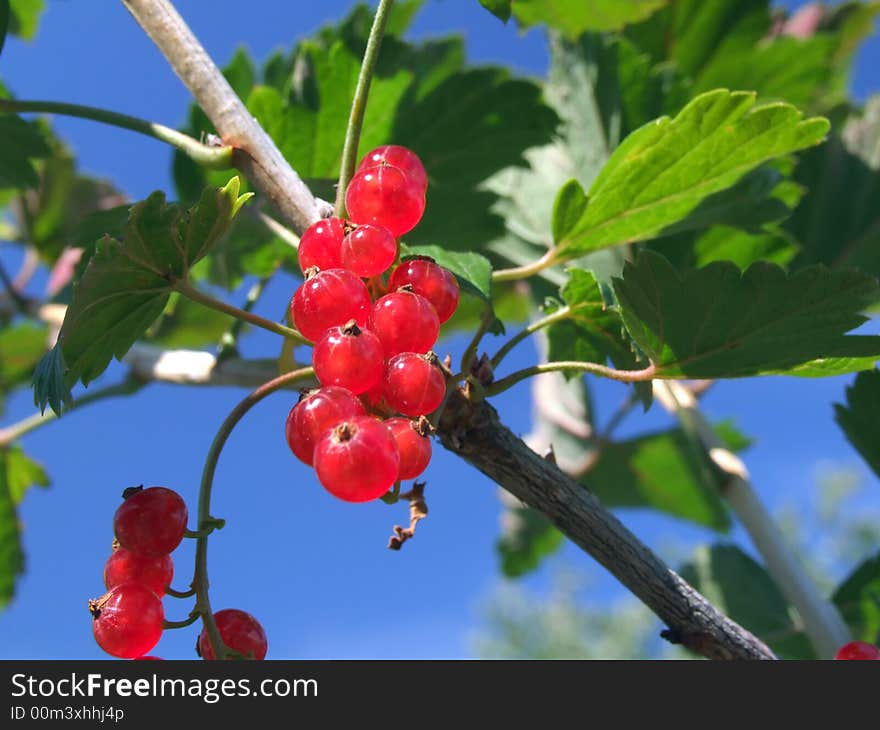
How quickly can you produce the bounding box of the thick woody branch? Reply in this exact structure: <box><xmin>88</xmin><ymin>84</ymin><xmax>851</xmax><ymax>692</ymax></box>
<box><xmin>120</xmin><ymin>0</ymin><xmax>329</xmax><ymax>234</ymax></box>
<box><xmin>438</xmin><ymin>390</ymin><xmax>776</xmax><ymax>660</ymax></box>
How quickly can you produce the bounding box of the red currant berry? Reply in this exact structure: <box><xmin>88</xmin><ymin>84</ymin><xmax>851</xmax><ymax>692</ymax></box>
<box><xmin>835</xmin><ymin>641</ymin><xmax>880</xmax><ymax>660</ymax></box>
<box><xmin>369</xmin><ymin>290</ymin><xmax>439</xmax><ymax>357</ymax></box>
<box><xmin>345</xmin><ymin>165</ymin><xmax>425</xmax><ymax>237</ymax></box>
<box><xmin>90</xmin><ymin>583</ymin><xmax>164</xmax><ymax>659</ymax></box>
<box><xmin>198</xmin><ymin>609</ymin><xmax>268</xmax><ymax>660</ymax></box>
<box><xmin>285</xmin><ymin>386</ymin><xmax>365</xmax><ymax>466</ymax></box>
<box><xmin>388</xmin><ymin>258</ymin><xmax>459</xmax><ymax>324</ymax></box>
<box><xmin>313</xmin><ymin>322</ymin><xmax>385</xmax><ymax>394</ymax></box>
<box><xmin>383</xmin><ymin>353</ymin><xmax>446</xmax><ymax>417</ymax></box>
<box><xmin>385</xmin><ymin>417</ymin><xmax>432</xmax><ymax>480</ymax></box>
<box><xmin>135</xmin><ymin>656</ymin><xmax>163</xmax><ymax>660</ymax></box>
<box><xmin>113</xmin><ymin>486</ymin><xmax>188</xmax><ymax>557</ymax></box>
<box><xmin>340</xmin><ymin>224</ymin><xmax>397</xmax><ymax>277</ymax></box>
<box><xmin>357</xmin><ymin>145</ymin><xmax>428</xmax><ymax>191</ymax></box>
<box><xmin>297</xmin><ymin>217</ymin><xmax>346</xmax><ymax>273</ymax></box>
<box><xmin>313</xmin><ymin>417</ymin><xmax>400</xmax><ymax>502</ymax></box>
<box><xmin>104</xmin><ymin>546</ymin><xmax>174</xmax><ymax>597</ymax></box>
<box><xmin>291</xmin><ymin>268</ymin><xmax>371</xmax><ymax>342</ymax></box>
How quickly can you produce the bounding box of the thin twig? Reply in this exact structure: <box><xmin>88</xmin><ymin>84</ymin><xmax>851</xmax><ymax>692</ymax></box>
<box><xmin>486</xmin><ymin>361</ymin><xmax>656</xmax><ymax>396</ymax></box>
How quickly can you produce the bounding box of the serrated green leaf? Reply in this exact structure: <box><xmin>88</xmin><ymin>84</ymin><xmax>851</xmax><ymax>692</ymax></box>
<box><xmin>832</xmin><ymin>551</ymin><xmax>880</xmax><ymax>642</ymax></box>
<box><xmin>835</xmin><ymin>370</ymin><xmax>880</xmax><ymax>480</ymax></box>
<box><xmin>679</xmin><ymin>544</ymin><xmax>814</xmax><ymax>658</ymax></box>
<box><xmin>0</xmin><ymin>444</ymin><xmax>49</xmax><ymax>610</ymax></box>
<box><xmin>586</xmin><ymin>428</ymin><xmax>730</xmax><ymax>530</ymax></box>
<box><xmin>512</xmin><ymin>0</ymin><xmax>668</xmax><ymax>36</ymax></box>
<box><xmin>32</xmin><ymin>179</ymin><xmax>249</xmax><ymax>414</ymax></box>
<box><xmin>398</xmin><ymin>244</ymin><xmax>492</xmax><ymax>302</ymax></box>
<box><xmin>497</xmin><ymin>501</ymin><xmax>564</xmax><ymax>577</ymax></box>
<box><xmin>613</xmin><ymin>251</ymin><xmax>880</xmax><ymax>379</ymax></box>
<box><xmin>478</xmin><ymin>0</ymin><xmax>511</xmax><ymax>23</ymax></box>
<box><xmin>553</xmin><ymin>90</ymin><xmax>829</xmax><ymax>257</ymax></box>
<box><xmin>0</xmin><ymin>114</ymin><xmax>51</xmax><ymax>189</ymax></box>
<box><xmin>0</xmin><ymin>323</ymin><xmax>47</xmax><ymax>391</ymax></box>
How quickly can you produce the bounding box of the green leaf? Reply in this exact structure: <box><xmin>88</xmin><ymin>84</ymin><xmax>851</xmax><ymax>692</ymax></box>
<box><xmin>478</xmin><ymin>0</ymin><xmax>511</xmax><ymax>23</ymax></box>
<box><xmin>0</xmin><ymin>0</ymin><xmax>9</xmax><ymax>56</ymax></box>
<box><xmin>0</xmin><ymin>114</ymin><xmax>51</xmax><ymax>189</ymax></box>
<box><xmin>659</xmin><ymin>224</ymin><xmax>800</xmax><ymax>272</ymax></box>
<box><xmin>7</xmin><ymin>0</ymin><xmax>43</xmax><ymax>40</ymax></box>
<box><xmin>586</xmin><ymin>428</ymin><xmax>730</xmax><ymax>530</ymax></box>
<box><xmin>679</xmin><ymin>544</ymin><xmax>814</xmax><ymax>658</ymax></box>
<box><xmin>712</xmin><ymin>419</ymin><xmax>754</xmax><ymax>453</ymax></box>
<box><xmin>614</xmin><ymin>251</ymin><xmax>880</xmax><ymax>379</ymax></box>
<box><xmin>398</xmin><ymin>244</ymin><xmax>492</xmax><ymax>302</ymax></box>
<box><xmin>835</xmin><ymin>370</ymin><xmax>880</xmax><ymax>480</ymax></box>
<box><xmin>148</xmin><ymin>294</ymin><xmax>233</xmax><ymax>350</ymax></box>
<box><xmin>0</xmin><ymin>323</ymin><xmax>47</xmax><ymax>393</ymax></box>
<box><xmin>497</xmin><ymin>500</ymin><xmax>564</xmax><ymax>577</ymax></box>
<box><xmin>32</xmin><ymin>179</ymin><xmax>250</xmax><ymax>414</ymax></box>
<box><xmin>832</xmin><ymin>551</ymin><xmax>880</xmax><ymax>643</ymax></box>
<box><xmin>0</xmin><ymin>444</ymin><xmax>49</xmax><ymax>610</ymax></box>
<box><xmin>553</xmin><ymin>90</ymin><xmax>829</xmax><ymax>257</ymax></box>
<box><xmin>512</xmin><ymin>0</ymin><xmax>668</xmax><ymax>36</ymax></box>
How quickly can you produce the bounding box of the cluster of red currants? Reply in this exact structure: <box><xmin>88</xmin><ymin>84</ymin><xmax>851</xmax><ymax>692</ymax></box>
<box><xmin>89</xmin><ymin>486</ymin><xmax>268</xmax><ymax>660</ymax></box>
<box><xmin>286</xmin><ymin>145</ymin><xmax>459</xmax><ymax>503</ymax></box>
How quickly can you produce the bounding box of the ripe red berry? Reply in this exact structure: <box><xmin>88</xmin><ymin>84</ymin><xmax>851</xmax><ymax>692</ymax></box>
<box><xmin>113</xmin><ymin>486</ymin><xmax>188</xmax><ymax>557</ymax></box>
<box><xmin>383</xmin><ymin>353</ymin><xmax>446</xmax><ymax>417</ymax></box>
<box><xmin>90</xmin><ymin>583</ymin><xmax>164</xmax><ymax>659</ymax></box>
<box><xmin>388</xmin><ymin>258</ymin><xmax>460</xmax><ymax>324</ymax></box>
<box><xmin>340</xmin><ymin>224</ymin><xmax>397</xmax><ymax>277</ymax></box>
<box><xmin>298</xmin><ymin>217</ymin><xmax>346</xmax><ymax>272</ymax></box>
<box><xmin>357</xmin><ymin>145</ymin><xmax>428</xmax><ymax>191</ymax></box>
<box><xmin>345</xmin><ymin>165</ymin><xmax>425</xmax><ymax>237</ymax></box>
<box><xmin>835</xmin><ymin>641</ymin><xmax>880</xmax><ymax>660</ymax></box>
<box><xmin>291</xmin><ymin>268</ymin><xmax>371</xmax><ymax>342</ymax></box>
<box><xmin>313</xmin><ymin>322</ymin><xmax>385</xmax><ymax>394</ymax></box>
<box><xmin>369</xmin><ymin>290</ymin><xmax>439</xmax><ymax>357</ymax></box>
<box><xmin>198</xmin><ymin>609</ymin><xmax>268</xmax><ymax>660</ymax></box>
<box><xmin>313</xmin><ymin>417</ymin><xmax>400</xmax><ymax>502</ymax></box>
<box><xmin>285</xmin><ymin>386</ymin><xmax>366</xmax><ymax>466</ymax></box>
<box><xmin>104</xmin><ymin>546</ymin><xmax>174</xmax><ymax>597</ymax></box>
<box><xmin>385</xmin><ymin>417</ymin><xmax>432</xmax><ymax>480</ymax></box>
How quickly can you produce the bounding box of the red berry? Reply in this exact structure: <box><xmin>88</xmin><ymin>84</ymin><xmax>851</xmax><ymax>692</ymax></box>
<box><xmin>835</xmin><ymin>641</ymin><xmax>880</xmax><ymax>660</ymax></box>
<box><xmin>313</xmin><ymin>417</ymin><xmax>400</xmax><ymax>502</ymax></box>
<box><xmin>345</xmin><ymin>165</ymin><xmax>425</xmax><ymax>237</ymax></box>
<box><xmin>385</xmin><ymin>417</ymin><xmax>432</xmax><ymax>480</ymax></box>
<box><xmin>104</xmin><ymin>546</ymin><xmax>174</xmax><ymax>597</ymax></box>
<box><xmin>90</xmin><ymin>583</ymin><xmax>164</xmax><ymax>659</ymax></box>
<box><xmin>383</xmin><ymin>353</ymin><xmax>446</xmax><ymax>417</ymax></box>
<box><xmin>313</xmin><ymin>322</ymin><xmax>385</xmax><ymax>394</ymax></box>
<box><xmin>388</xmin><ymin>258</ymin><xmax>460</xmax><ymax>324</ymax></box>
<box><xmin>198</xmin><ymin>609</ymin><xmax>268</xmax><ymax>660</ymax></box>
<box><xmin>357</xmin><ymin>145</ymin><xmax>428</xmax><ymax>191</ymax></box>
<box><xmin>369</xmin><ymin>290</ymin><xmax>439</xmax><ymax>357</ymax></box>
<box><xmin>285</xmin><ymin>386</ymin><xmax>365</xmax><ymax>466</ymax></box>
<box><xmin>113</xmin><ymin>486</ymin><xmax>188</xmax><ymax>557</ymax></box>
<box><xmin>291</xmin><ymin>268</ymin><xmax>371</xmax><ymax>342</ymax></box>
<box><xmin>135</xmin><ymin>656</ymin><xmax>163</xmax><ymax>660</ymax></box>
<box><xmin>340</xmin><ymin>224</ymin><xmax>397</xmax><ymax>277</ymax></box>
<box><xmin>298</xmin><ymin>217</ymin><xmax>346</xmax><ymax>273</ymax></box>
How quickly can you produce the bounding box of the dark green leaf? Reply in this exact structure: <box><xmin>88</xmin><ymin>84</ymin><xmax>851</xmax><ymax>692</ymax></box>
<box><xmin>586</xmin><ymin>428</ymin><xmax>730</xmax><ymax>530</ymax></box>
<box><xmin>497</xmin><ymin>500</ymin><xmax>564</xmax><ymax>577</ymax></box>
<box><xmin>553</xmin><ymin>90</ymin><xmax>829</xmax><ymax>257</ymax></box>
<box><xmin>0</xmin><ymin>444</ymin><xmax>49</xmax><ymax>610</ymax></box>
<box><xmin>614</xmin><ymin>251</ymin><xmax>880</xmax><ymax>379</ymax></box>
<box><xmin>679</xmin><ymin>544</ymin><xmax>815</xmax><ymax>658</ymax></box>
<box><xmin>661</xmin><ymin>225</ymin><xmax>800</xmax><ymax>272</ymax></box>
<box><xmin>835</xmin><ymin>370</ymin><xmax>880</xmax><ymax>480</ymax></box>
<box><xmin>512</xmin><ymin>0</ymin><xmax>668</xmax><ymax>36</ymax></box>
<box><xmin>832</xmin><ymin>551</ymin><xmax>880</xmax><ymax>643</ymax></box>
<box><xmin>148</xmin><ymin>294</ymin><xmax>233</xmax><ymax>350</ymax></box>
<box><xmin>0</xmin><ymin>114</ymin><xmax>51</xmax><ymax>189</ymax></box>
<box><xmin>0</xmin><ymin>0</ymin><xmax>9</xmax><ymax>56</ymax></box>
<box><xmin>0</xmin><ymin>322</ymin><xmax>47</xmax><ymax>392</ymax></box>
<box><xmin>478</xmin><ymin>0</ymin><xmax>511</xmax><ymax>23</ymax></box>
<box><xmin>32</xmin><ymin>179</ymin><xmax>250</xmax><ymax>414</ymax></box>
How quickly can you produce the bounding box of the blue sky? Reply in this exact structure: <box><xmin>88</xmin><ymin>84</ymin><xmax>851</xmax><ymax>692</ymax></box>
<box><xmin>0</xmin><ymin>1</ymin><xmax>878</xmax><ymax>659</ymax></box>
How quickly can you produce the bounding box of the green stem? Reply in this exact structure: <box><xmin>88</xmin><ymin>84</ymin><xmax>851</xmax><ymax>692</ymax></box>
<box><xmin>0</xmin><ymin>99</ymin><xmax>234</xmax><ymax>169</ymax></box>
<box><xmin>173</xmin><ymin>279</ymin><xmax>309</xmax><ymax>345</ymax></box>
<box><xmin>486</xmin><ymin>361</ymin><xmax>656</xmax><ymax>397</ymax></box>
<box><xmin>334</xmin><ymin>0</ymin><xmax>396</xmax><ymax>216</ymax></box>
<box><xmin>193</xmin><ymin>366</ymin><xmax>315</xmax><ymax>660</ymax></box>
<box><xmin>491</xmin><ymin>305</ymin><xmax>573</xmax><ymax>369</ymax></box>
<box><xmin>0</xmin><ymin>377</ymin><xmax>144</xmax><ymax>446</ymax></box>
<box><xmin>163</xmin><ymin>612</ymin><xmax>201</xmax><ymax>630</ymax></box>
<box><xmin>491</xmin><ymin>250</ymin><xmax>558</xmax><ymax>283</ymax></box>
<box><xmin>165</xmin><ymin>585</ymin><xmax>197</xmax><ymax>599</ymax></box>
<box><xmin>460</xmin><ymin>305</ymin><xmax>496</xmax><ymax>375</ymax></box>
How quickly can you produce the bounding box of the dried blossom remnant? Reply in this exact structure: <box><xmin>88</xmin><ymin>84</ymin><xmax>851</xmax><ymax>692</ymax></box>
<box><xmin>387</xmin><ymin>482</ymin><xmax>428</xmax><ymax>550</ymax></box>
